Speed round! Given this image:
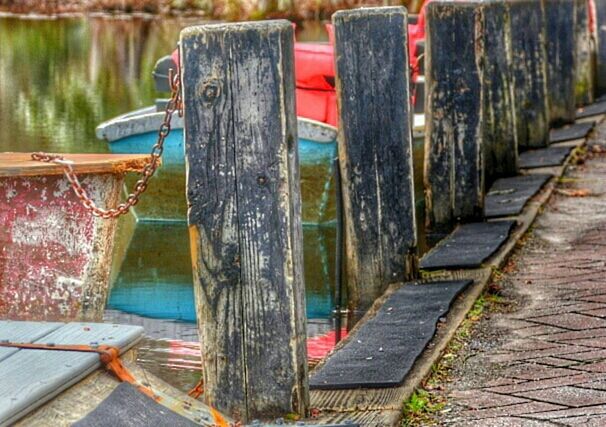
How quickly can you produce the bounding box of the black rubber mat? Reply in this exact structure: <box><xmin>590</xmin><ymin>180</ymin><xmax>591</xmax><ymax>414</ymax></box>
<box><xmin>518</xmin><ymin>146</ymin><xmax>574</xmax><ymax>169</ymax></box>
<box><xmin>309</xmin><ymin>280</ymin><xmax>472</xmax><ymax>390</ymax></box>
<box><xmin>484</xmin><ymin>174</ymin><xmax>551</xmax><ymax>218</ymax></box>
<box><xmin>73</xmin><ymin>383</ymin><xmax>198</xmax><ymax>427</ymax></box>
<box><xmin>549</xmin><ymin>122</ymin><xmax>594</xmax><ymax>143</ymax></box>
<box><xmin>577</xmin><ymin>101</ymin><xmax>606</xmax><ymax>119</ymax></box>
<box><xmin>419</xmin><ymin>221</ymin><xmax>516</xmax><ymax>270</ymax></box>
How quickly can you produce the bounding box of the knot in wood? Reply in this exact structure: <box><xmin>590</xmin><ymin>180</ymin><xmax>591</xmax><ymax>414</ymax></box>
<box><xmin>257</xmin><ymin>175</ymin><xmax>268</xmax><ymax>186</ymax></box>
<box><xmin>201</xmin><ymin>79</ymin><xmax>221</xmax><ymax>103</ymax></box>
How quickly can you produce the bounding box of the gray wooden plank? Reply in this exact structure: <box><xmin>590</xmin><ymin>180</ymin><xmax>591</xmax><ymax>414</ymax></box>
<box><xmin>549</xmin><ymin>122</ymin><xmax>594</xmax><ymax>143</ymax></box>
<box><xmin>419</xmin><ymin>221</ymin><xmax>516</xmax><ymax>270</ymax></box>
<box><xmin>518</xmin><ymin>146</ymin><xmax>574</xmax><ymax>169</ymax></box>
<box><xmin>310</xmin><ymin>280</ymin><xmax>473</xmax><ymax>389</ymax></box>
<box><xmin>0</xmin><ymin>322</ymin><xmax>143</xmax><ymax>427</ymax></box>
<box><xmin>0</xmin><ymin>321</ymin><xmax>62</xmax><ymax>362</ymax></box>
<box><xmin>73</xmin><ymin>383</ymin><xmax>199</xmax><ymax>427</ymax></box>
<box><xmin>577</xmin><ymin>102</ymin><xmax>606</xmax><ymax>119</ymax></box>
<box><xmin>484</xmin><ymin>174</ymin><xmax>551</xmax><ymax>218</ymax></box>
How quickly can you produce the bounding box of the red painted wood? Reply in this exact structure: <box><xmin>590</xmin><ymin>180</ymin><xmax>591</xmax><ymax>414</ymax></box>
<box><xmin>0</xmin><ymin>173</ymin><xmax>123</xmax><ymax>321</ymax></box>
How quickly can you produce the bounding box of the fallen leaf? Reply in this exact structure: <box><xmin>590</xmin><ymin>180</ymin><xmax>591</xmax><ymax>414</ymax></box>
<box><xmin>556</xmin><ymin>188</ymin><xmax>592</xmax><ymax>197</ymax></box>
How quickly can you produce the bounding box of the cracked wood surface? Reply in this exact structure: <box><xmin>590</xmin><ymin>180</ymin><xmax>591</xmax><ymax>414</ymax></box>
<box><xmin>180</xmin><ymin>20</ymin><xmax>308</xmax><ymax>421</ymax></box>
<box><xmin>332</xmin><ymin>7</ymin><xmax>417</xmax><ymax>313</ymax></box>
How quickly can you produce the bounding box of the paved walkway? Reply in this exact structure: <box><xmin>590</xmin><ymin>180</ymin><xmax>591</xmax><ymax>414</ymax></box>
<box><xmin>434</xmin><ymin>121</ymin><xmax>606</xmax><ymax>426</ymax></box>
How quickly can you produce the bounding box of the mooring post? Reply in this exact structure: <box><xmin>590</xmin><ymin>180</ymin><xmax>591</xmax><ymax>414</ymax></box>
<box><xmin>507</xmin><ymin>0</ymin><xmax>550</xmax><ymax>149</ymax></box>
<box><xmin>543</xmin><ymin>0</ymin><xmax>577</xmax><ymax>124</ymax></box>
<box><xmin>425</xmin><ymin>0</ymin><xmax>517</xmax><ymax>235</ymax></box>
<box><xmin>180</xmin><ymin>21</ymin><xmax>308</xmax><ymax>421</ymax></box>
<box><xmin>332</xmin><ymin>7</ymin><xmax>417</xmax><ymax>312</ymax></box>
<box><xmin>596</xmin><ymin>0</ymin><xmax>606</xmax><ymax>96</ymax></box>
<box><xmin>574</xmin><ymin>0</ymin><xmax>595</xmax><ymax>106</ymax></box>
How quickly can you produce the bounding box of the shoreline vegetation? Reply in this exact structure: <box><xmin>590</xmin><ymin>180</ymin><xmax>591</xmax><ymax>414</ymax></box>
<box><xmin>0</xmin><ymin>0</ymin><xmax>421</xmax><ymax>21</ymax></box>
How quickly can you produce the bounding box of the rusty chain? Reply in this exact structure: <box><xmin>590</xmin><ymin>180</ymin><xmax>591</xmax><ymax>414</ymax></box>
<box><xmin>31</xmin><ymin>69</ymin><xmax>183</xmax><ymax>219</ymax></box>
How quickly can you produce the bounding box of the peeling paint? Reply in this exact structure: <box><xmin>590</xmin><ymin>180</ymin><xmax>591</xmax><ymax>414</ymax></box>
<box><xmin>0</xmin><ymin>173</ymin><xmax>123</xmax><ymax>321</ymax></box>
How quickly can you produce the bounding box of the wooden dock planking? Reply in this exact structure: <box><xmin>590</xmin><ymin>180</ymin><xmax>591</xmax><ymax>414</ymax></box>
<box><xmin>0</xmin><ymin>322</ymin><xmax>143</xmax><ymax>427</ymax></box>
<box><xmin>0</xmin><ymin>321</ymin><xmax>62</xmax><ymax>362</ymax></box>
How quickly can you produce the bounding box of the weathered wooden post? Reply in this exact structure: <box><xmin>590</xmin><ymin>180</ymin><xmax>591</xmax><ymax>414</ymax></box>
<box><xmin>425</xmin><ymin>0</ymin><xmax>517</xmax><ymax>235</ymax></box>
<box><xmin>574</xmin><ymin>0</ymin><xmax>595</xmax><ymax>106</ymax></box>
<box><xmin>180</xmin><ymin>21</ymin><xmax>308</xmax><ymax>421</ymax></box>
<box><xmin>596</xmin><ymin>0</ymin><xmax>606</xmax><ymax>96</ymax></box>
<box><xmin>507</xmin><ymin>0</ymin><xmax>550</xmax><ymax>149</ymax></box>
<box><xmin>0</xmin><ymin>153</ymin><xmax>148</xmax><ymax>321</ymax></box>
<box><xmin>332</xmin><ymin>7</ymin><xmax>417</xmax><ymax>312</ymax></box>
<box><xmin>542</xmin><ymin>0</ymin><xmax>577</xmax><ymax>124</ymax></box>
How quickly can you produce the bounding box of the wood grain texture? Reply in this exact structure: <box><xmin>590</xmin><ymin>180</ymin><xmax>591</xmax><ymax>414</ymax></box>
<box><xmin>573</xmin><ymin>0</ymin><xmax>595</xmax><ymax>106</ymax></box>
<box><xmin>543</xmin><ymin>0</ymin><xmax>577</xmax><ymax>125</ymax></box>
<box><xmin>597</xmin><ymin>0</ymin><xmax>606</xmax><ymax>96</ymax></box>
<box><xmin>0</xmin><ymin>321</ymin><xmax>62</xmax><ymax>362</ymax></box>
<box><xmin>507</xmin><ymin>0</ymin><xmax>550</xmax><ymax>149</ymax></box>
<box><xmin>424</xmin><ymin>1</ymin><xmax>484</xmax><ymax>235</ymax></box>
<box><xmin>332</xmin><ymin>7</ymin><xmax>417</xmax><ymax>312</ymax></box>
<box><xmin>480</xmin><ymin>0</ymin><xmax>518</xmax><ymax>184</ymax></box>
<box><xmin>425</xmin><ymin>0</ymin><xmax>518</xmax><ymax>234</ymax></box>
<box><xmin>0</xmin><ymin>153</ymin><xmax>149</xmax><ymax>177</ymax></box>
<box><xmin>0</xmin><ymin>322</ymin><xmax>143</xmax><ymax>427</ymax></box>
<box><xmin>180</xmin><ymin>20</ymin><xmax>308</xmax><ymax>421</ymax></box>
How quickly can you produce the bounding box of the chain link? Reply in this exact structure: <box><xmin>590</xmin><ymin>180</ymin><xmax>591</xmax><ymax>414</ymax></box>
<box><xmin>31</xmin><ymin>70</ymin><xmax>182</xmax><ymax>219</ymax></box>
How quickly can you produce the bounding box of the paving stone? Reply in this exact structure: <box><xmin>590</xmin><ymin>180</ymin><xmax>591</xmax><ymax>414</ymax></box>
<box><xmin>458</xmin><ymin>402</ymin><xmax>566</xmax><ymax>420</ymax></box>
<box><xmin>530</xmin><ymin>357</ymin><xmax>581</xmax><ymax>368</ymax></box>
<box><xmin>572</xmin><ymin>360</ymin><xmax>606</xmax><ymax>373</ymax></box>
<box><xmin>501</xmin><ymin>339</ymin><xmax>561</xmax><ymax>352</ymax></box>
<box><xmin>537</xmin><ymin>328</ymin><xmax>606</xmax><ymax>342</ymax></box>
<box><xmin>531</xmin><ymin>404</ymin><xmax>606</xmax><ymax>420</ymax></box>
<box><xmin>453</xmin><ymin>416</ymin><xmax>555</xmax><ymax>426</ymax></box>
<box><xmin>530</xmin><ymin>313</ymin><xmax>606</xmax><ymax>330</ymax></box>
<box><xmin>579</xmin><ymin>308</ymin><xmax>606</xmax><ymax>318</ymax></box>
<box><xmin>515</xmin><ymin>386</ymin><xmax>606</xmax><ymax>407</ymax></box>
<box><xmin>486</xmin><ymin>373</ymin><xmax>606</xmax><ymax>394</ymax></box>
<box><xmin>513</xmin><ymin>325</ymin><xmax>565</xmax><ymax>338</ymax></box>
<box><xmin>554</xmin><ymin>414</ymin><xmax>606</xmax><ymax>426</ymax></box>
<box><xmin>488</xmin><ymin>344</ymin><xmax>591</xmax><ymax>363</ymax></box>
<box><xmin>501</xmin><ymin>363</ymin><xmax>579</xmax><ymax>381</ymax></box>
<box><xmin>448</xmin><ymin>390</ymin><xmax>529</xmax><ymax>410</ymax></box>
<box><xmin>559</xmin><ymin>349</ymin><xmax>606</xmax><ymax>362</ymax></box>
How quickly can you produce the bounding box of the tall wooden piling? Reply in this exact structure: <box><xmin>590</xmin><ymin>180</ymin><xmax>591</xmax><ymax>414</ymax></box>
<box><xmin>543</xmin><ymin>0</ymin><xmax>577</xmax><ymax>124</ymax></box>
<box><xmin>425</xmin><ymin>0</ymin><xmax>517</xmax><ymax>235</ymax></box>
<box><xmin>507</xmin><ymin>0</ymin><xmax>550</xmax><ymax>149</ymax></box>
<box><xmin>574</xmin><ymin>0</ymin><xmax>595</xmax><ymax>106</ymax></box>
<box><xmin>180</xmin><ymin>21</ymin><xmax>308</xmax><ymax>421</ymax></box>
<box><xmin>597</xmin><ymin>0</ymin><xmax>606</xmax><ymax>96</ymax></box>
<box><xmin>332</xmin><ymin>7</ymin><xmax>417</xmax><ymax>312</ymax></box>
